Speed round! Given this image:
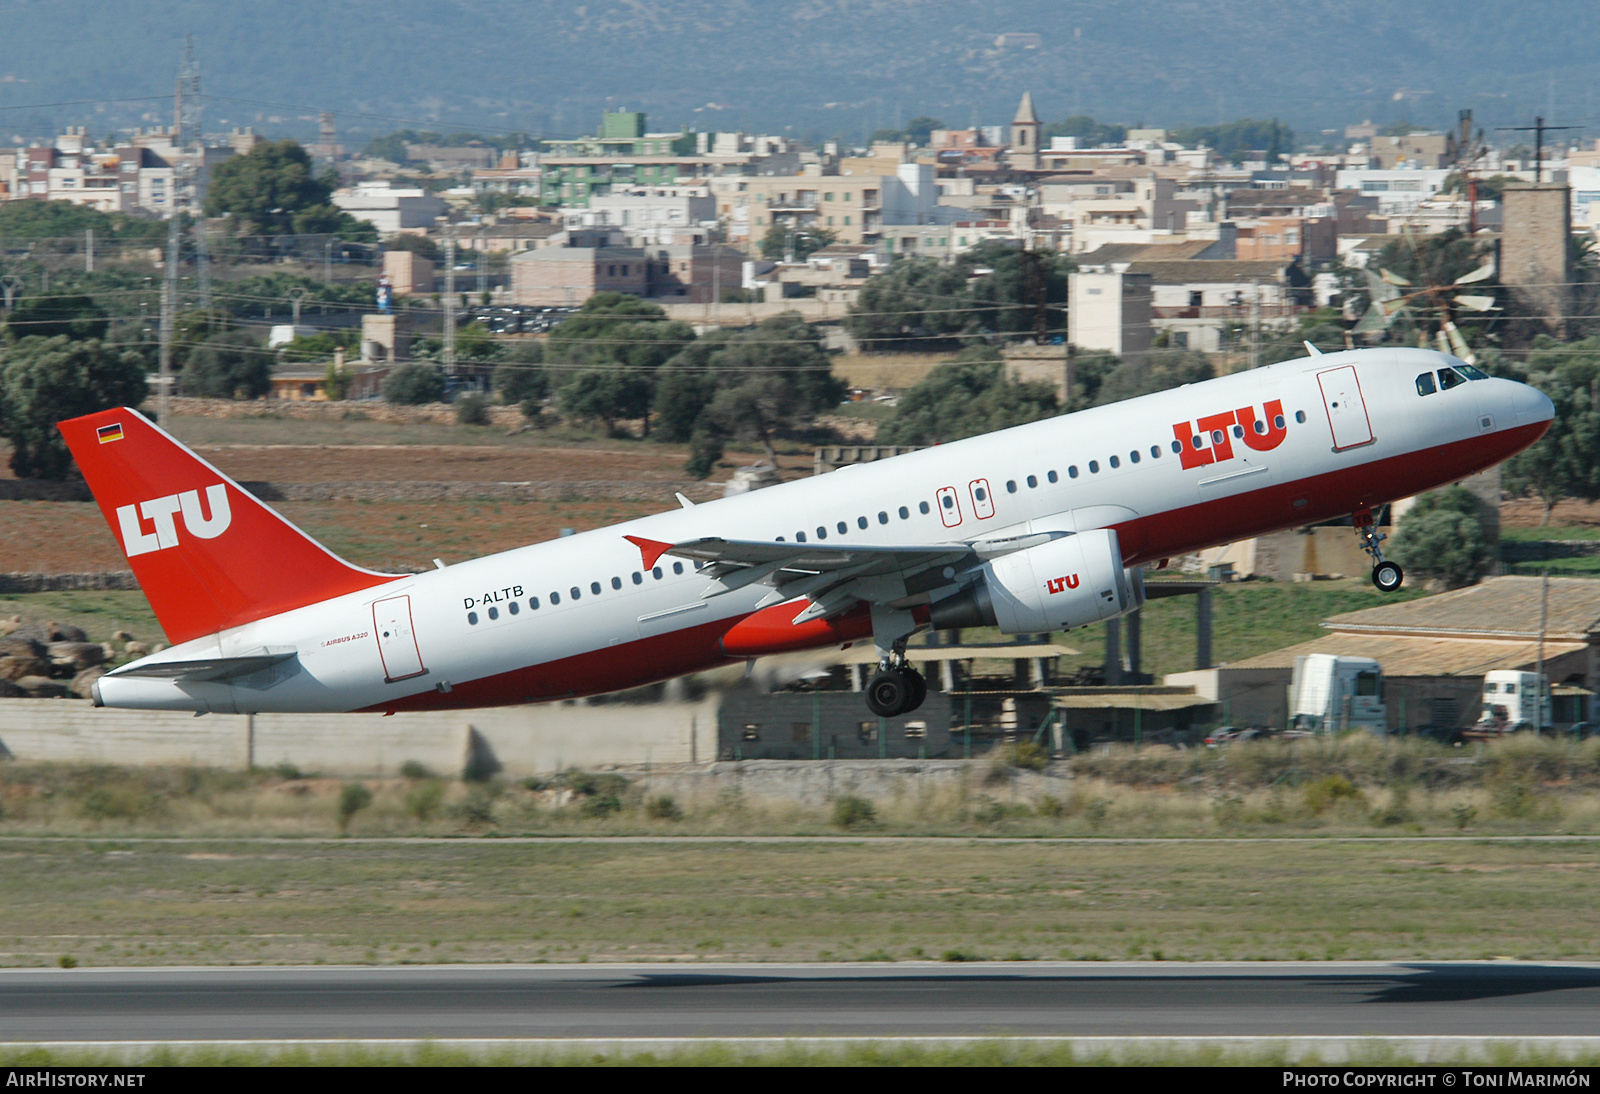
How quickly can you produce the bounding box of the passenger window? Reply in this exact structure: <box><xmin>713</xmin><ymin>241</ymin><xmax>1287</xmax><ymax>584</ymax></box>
<box><xmin>1089</xmin><ymin>460</ymin><xmax>1099</xmax><ymax>473</ymax></box>
<box><xmin>817</xmin><ymin>526</ymin><xmax>828</xmax><ymax>539</ymax></box>
<box><xmin>571</xmin><ymin>587</ymin><xmax>581</xmax><ymax>600</ymax></box>
<box><xmin>1068</xmin><ymin>466</ymin><xmax>1078</xmax><ymax>478</ymax></box>
<box><xmin>591</xmin><ymin>581</ymin><xmax>602</xmax><ymax>595</ymax></box>
<box><xmin>468</xmin><ymin>611</ymin><xmax>479</xmax><ymax>625</ymax></box>
<box><xmin>1294</xmin><ymin>411</ymin><xmax>1306</xmax><ymax>424</ymax></box>
<box><xmin>857</xmin><ymin>516</ymin><xmax>868</xmax><ymax>529</ymax></box>
<box><xmin>919</xmin><ymin>501</ymin><xmax>930</xmax><ymax>514</ymax></box>
<box><xmin>551</xmin><ymin>591</ymin><xmax>561</xmax><ymax>604</ymax></box>
<box><xmin>1416</xmin><ymin>372</ymin><xmax>1437</xmax><ymax>396</ymax></box>
<box><xmin>509</xmin><ymin>601</ymin><xmax>519</xmax><ymax>615</ymax></box>
<box><xmin>488</xmin><ymin>606</ymin><xmax>499</xmax><ymax>620</ymax></box>
<box><xmin>530</xmin><ymin>597</ymin><xmax>540</xmax><ymax>609</ymax></box>
<box><xmin>940</xmin><ymin>495</ymin><xmax>954</xmax><ymax>510</ymax></box>
<box><xmin>1027</xmin><ymin>474</ymin><xmax>1038</xmax><ymax>488</ymax></box>
<box><xmin>611</xmin><ymin>576</ymin><xmax>622</xmax><ymax>590</ymax></box>
<box><xmin>1437</xmin><ymin>367</ymin><xmax>1466</xmax><ymax>390</ymax></box>
<box><xmin>1005</xmin><ymin>480</ymin><xmax>1017</xmax><ymax>494</ymax></box>
<box><xmin>1130</xmin><ymin>450</ymin><xmax>1140</xmax><ymax>464</ymax></box>
<box><xmin>837</xmin><ymin>521</ymin><xmax>847</xmax><ymax>535</ymax></box>
<box><xmin>1047</xmin><ymin>470</ymin><xmax>1058</xmax><ymax>483</ymax></box>
<box><xmin>1231</xmin><ymin>425</ymin><xmax>1243</xmax><ymax>438</ymax></box>
<box><xmin>974</xmin><ymin>485</ymin><xmax>988</xmax><ymax>502</ymax></box>
<box><xmin>1150</xmin><ymin>445</ymin><xmax>1160</xmax><ymax>458</ymax></box>
<box><xmin>1108</xmin><ymin>456</ymin><xmax>1119</xmax><ymax>469</ymax></box>
<box><xmin>673</xmin><ymin>562</ymin><xmax>684</xmax><ymax>574</ymax></box>
<box><xmin>1171</xmin><ymin>440</ymin><xmax>1182</xmax><ymax>453</ymax></box>
<box><xmin>796</xmin><ymin>531</ymin><xmax>806</xmax><ymax>542</ymax></box>
<box><xmin>899</xmin><ymin>506</ymin><xmax>910</xmax><ymax>519</ymax></box>
<box><xmin>1210</xmin><ymin>429</ymin><xmax>1225</xmax><ymax>445</ymax></box>
<box><xmin>878</xmin><ymin>511</ymin><xmax>889</xmax><ymax>524</ymax></box>
<box><xmin>632</xmin><ymin>572</ymin><xmax>642</xmax><ymax>585</ymax></box>
<box><xmin>652</xmin><ymin>567</ymin><xmax>663</xmax><ymax>579</ymax></box>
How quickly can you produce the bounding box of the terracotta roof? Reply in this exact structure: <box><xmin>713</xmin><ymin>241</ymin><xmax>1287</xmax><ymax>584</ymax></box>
<box><xmin>1123</xmin><ymin>259</ymin><xmax>1298</xmax><ymax>282</ymax></box>
<box><xmin>1225</xmin><ymin>633</ymin><xmax>1587</xmax><ymax>677</ymax></box>
<box><xmin>1322</xmin><ymin>576</ymin><xmax>1600</xmax><ymax>641</ymax></box>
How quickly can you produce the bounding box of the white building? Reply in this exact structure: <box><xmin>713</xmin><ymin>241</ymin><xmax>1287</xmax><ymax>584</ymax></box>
<box><xmin>332</xmin><ymin>182</ymin><xmax>447</xmax><ymax>237</ymax></box>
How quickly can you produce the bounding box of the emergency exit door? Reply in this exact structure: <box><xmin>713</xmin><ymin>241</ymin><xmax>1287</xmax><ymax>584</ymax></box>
<box><xmin>372</xmin><ymin>594</ymin><xmax>426</xmax><ymax>682</ymax></box>
<box><xmin>1316</xmin><ymin>365</ymin><xmax>1375</xmax><ymax>451</ymax></box>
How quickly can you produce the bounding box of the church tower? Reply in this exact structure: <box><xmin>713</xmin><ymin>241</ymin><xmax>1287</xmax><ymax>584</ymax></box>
<box><xmin>1010</xmin><ymin>92</ymin><xmax>1041</xmax><ymax>170</ymax></box>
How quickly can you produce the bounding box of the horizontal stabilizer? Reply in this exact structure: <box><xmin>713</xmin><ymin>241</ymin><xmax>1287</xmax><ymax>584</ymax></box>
<box><xmin>108</xmin><ymin>649</ymin><xmax>298</xmax><ymax>683</ymax></box>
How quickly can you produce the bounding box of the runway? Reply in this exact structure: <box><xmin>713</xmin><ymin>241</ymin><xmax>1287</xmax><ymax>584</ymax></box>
<box><xmin>4</xmin><ymin>962</ymin><xmax>1600</xmax><ymax>1042</ymax></box>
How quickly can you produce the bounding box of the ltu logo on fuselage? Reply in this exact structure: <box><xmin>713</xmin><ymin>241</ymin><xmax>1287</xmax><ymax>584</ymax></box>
<box><xmin>116</xmin><ymin>485</ymin><xmax>232</xmax><ymax>558</ymax></box>
<box><xmin>1046</xmin><ymin>574</ymin><xmax>1080</xmax><ymax>595</ymax></box>
<box><xmin>1172</xmin><ymin>399</ymin><xmax>1288</xmax><ymax>471</ymax></box>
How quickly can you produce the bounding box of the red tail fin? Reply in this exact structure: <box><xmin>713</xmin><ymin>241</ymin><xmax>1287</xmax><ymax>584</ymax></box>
<box><xmin>59</xmin><ymin>407</ymin><xmax>399</xmax><ymax>644</ymax></box>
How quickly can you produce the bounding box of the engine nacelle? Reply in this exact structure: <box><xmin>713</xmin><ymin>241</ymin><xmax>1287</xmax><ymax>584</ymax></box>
<box><xmin>929</xmin><ymin>529</ymin><xmax>1144</xmax><ymax>633</ymax></box>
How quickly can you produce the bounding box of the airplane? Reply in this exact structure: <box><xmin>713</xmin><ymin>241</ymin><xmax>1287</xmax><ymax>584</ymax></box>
<box><xmin>58</xmin><ymin>345</ymin><xmax>1553</xmax><ymax>720</ymax></box>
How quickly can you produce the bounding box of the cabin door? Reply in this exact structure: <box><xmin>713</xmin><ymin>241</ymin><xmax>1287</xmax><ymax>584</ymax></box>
<box><xmin>372</xmin><ymin>594</ymin><xmax>426</xmax><ymax>682</ymax></box>
<box><xmin>1316</xmin><ymin>365</ymin><xmax>1375</xmax><ymax>451</ymax></box>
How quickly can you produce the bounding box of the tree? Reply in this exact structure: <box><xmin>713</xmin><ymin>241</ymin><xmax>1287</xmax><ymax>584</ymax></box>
<box><xmin>1042</xmin><ymin>115</ymin><xmax>1128</xmax><ymax>149</ymax></box>
<box><xmin>558</xmin><ymin>368</ymin><xmax>654</xmax><ymax>435</ymax></box>
<box><xmin>760</xmin><ymin>223</ymin><xmax>838</xmax><ymax>261</ymax></box>
<box><xmin>382</xmin><ymin>363</ymin><xmax>446</xmax><ymax>405</ymax></box>
<box><xmin>1390</xmin><ymin>486</ymin><xmax>1494</xmax><ymax>588</ymax></box>
<box><xmin>1502</xmin><ymin>336</ymin><xmax>1600</xmax><ymax>523</ymax></box>
<box><xmin>844</xmin><ymin>241</ymin><xmax>1073</xmax><ymax>350</ymax></box>
<box><xmin>1093</xmin><ymin>348</ymin><xmax>1214</xmax><ymax>405</ymax></box>
<box><xmin>181</xmin><ymin>329</ymin><xmax>271</xmax><ymax>399</ymax></box>
<box><xmin>204</xmin><ymin>139</ymin><xmax>372</xmax><ymax>238</ymax></box>
<box><xmin>546</xmin><ymin>295</ymin><xmax>693</xmax><ymax>435</ymax></box>
<box><xmin>2</xmin><ymin>295</ymin><xmax>108</xmax><ymax>342</ymax></box>
<box><xmin>652</xmin><ymin>314</ymin><xmax>843</xmax><ymax>462</ymax></box>
<box><xmin>1170</xmin><ymin>118</ymin><xmax>1294</xmax><ymax>162</ymax></box>
<box><xmin>876</xmin><ymin>351</ymin><xmax>1059</xmax><ymax>446</ymax></box>
<box><xmin>492</xmin><ymin>341</ymin><xmax>548</xmax><ymax>408</ymax></box>
<box><xmin>0</xmin><ymin>336</ymin><xmax>148</xmax><ymax>479</ymax></box>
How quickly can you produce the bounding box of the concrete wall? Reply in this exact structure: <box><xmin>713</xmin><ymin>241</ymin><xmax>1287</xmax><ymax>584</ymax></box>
<box><xmin>0</xmin><ymin>699</ymin><xmax>718</xmax><ymax>777</ymax></box>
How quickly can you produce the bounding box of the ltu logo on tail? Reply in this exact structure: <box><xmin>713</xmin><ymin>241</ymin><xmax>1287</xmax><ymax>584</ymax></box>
<box><xmin>116</xmin><ymin>485</ymin><xmax>232</xmax><ymax>558</ymax></box>
<box><xmin>1046</xmin><ymin>574</ymin><xmax>1080</xmax><ymax>594</ymax></box>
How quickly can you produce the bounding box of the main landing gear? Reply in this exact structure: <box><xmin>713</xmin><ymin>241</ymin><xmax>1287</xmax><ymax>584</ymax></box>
<box><xmin>865</xmin><ymin>659</ymin><xmax>927</xmax><ymax>718</ymax></box>
<box><xmin>1354</xmin><ymin>508</ymin><xmax>1404</xmax><ymax>592</ymax></box>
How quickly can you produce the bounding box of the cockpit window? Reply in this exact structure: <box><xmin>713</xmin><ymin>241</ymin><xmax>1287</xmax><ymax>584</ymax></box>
<box><xmin>1416</xmin><ymin>372</ymin><xmax>1437</xmax><ymax>396</ymax></box>
<box><xmin>1456</xmin><ymin>363</ymin><xmax>1489</xmax><ymax>380</ymax></box>
<box><xmin>1437</xmin><ymin>367</ymin><xmax>1467</xmax><ymax>391</ymax></box>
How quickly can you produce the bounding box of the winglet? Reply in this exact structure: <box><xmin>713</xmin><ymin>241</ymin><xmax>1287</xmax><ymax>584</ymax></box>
<box><xmin>1303</xmin><ymin>340</ymin><xmax>1323</xmax><ymax>356</ymax></box>
<box><xmin>624</xmin><ymin>535</ymin><xmax>674</xmax><ymax>570</ymax></box>
<box><xmin>675</xmin><ymin>492</ymin><xmax>695</xmax><ymax>509</ymax></box>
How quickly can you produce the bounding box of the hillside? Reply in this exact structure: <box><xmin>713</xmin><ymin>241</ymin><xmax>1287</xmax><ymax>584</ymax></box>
<box><xmin>0</xmin><ymin>1</ymin><xmax>1594</xmax><ymax>146</ymax></box>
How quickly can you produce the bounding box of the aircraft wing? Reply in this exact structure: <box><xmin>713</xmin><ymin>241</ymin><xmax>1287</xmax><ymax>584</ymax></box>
<box><xmin>626</xmin><ymin>533</ymin><xmax>1057</xmax><ymax>625</ymax></box>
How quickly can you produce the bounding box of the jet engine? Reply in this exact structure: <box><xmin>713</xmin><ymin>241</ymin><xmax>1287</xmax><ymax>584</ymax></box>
<box><xmin>929</xmin><ymin>529</ymin><xmax>1144</xmax><ymax>633</ymax></box>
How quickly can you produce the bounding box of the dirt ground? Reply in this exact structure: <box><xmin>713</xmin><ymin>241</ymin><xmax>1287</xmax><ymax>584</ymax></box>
<box><xmin>1500</xmin><ymin>497</ymin><xmax>1600</xmax><ymax>528</ymax></box>
<box><xmin>0</xmin><ymin>496</ymin><xmax>678</xmax><ymax>573</ymax></box>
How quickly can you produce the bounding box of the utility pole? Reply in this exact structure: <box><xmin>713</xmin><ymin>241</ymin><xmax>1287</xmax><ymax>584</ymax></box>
<box><xmin>84</xmin><ymin>229</ymin><xmax>93</xmax><ymax>274</ymax></box>
<box><xmin>1498</xmin><ymin>116</ymin><xmax>1579</xmax><ymax>183</ymax></box>
<box><xmin>476</xmin><ymin>228</ymin><xmax>487</xmax><ymax>301</ymax></box>
<box><xmin>158</xmin><ymin>213</ymin><xmax>178</xmax><ymax>429</ymax></box>
<box><xmin>443</xmin><ymin>225</ymin><xmax>457</xmax><ymax>375</ymax></box>
<box><xmin>195</xmin><ymin>219</ymin><xmax>211</xmax><ymax>310</ymax></box>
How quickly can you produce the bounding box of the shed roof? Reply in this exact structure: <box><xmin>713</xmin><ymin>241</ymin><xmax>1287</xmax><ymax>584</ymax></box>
<box><xmin>1321</xmin><ymin>576</ymin><xmax>1600</xmax><ymax>641</ymax></box>
<box><xmin>1225</xmin><ymin>633</ymin><xmax>1587</xmax><ymax>676</ymax></box>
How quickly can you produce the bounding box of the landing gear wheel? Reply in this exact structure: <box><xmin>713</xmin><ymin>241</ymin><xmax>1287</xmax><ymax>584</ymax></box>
<box><xmin>1372</xmin><ymin>560</ymin><xmax>1404</xmax><ymax>592</ymax></box>
<box><xmin>901</xmin><ymin>667</ymin><xmax>927</xmax><ymax>714</ymax></box>
<box><xmin>865</xmin><ymin>670</ymin><xmax>911</xmax><ymax>718</ymax></box>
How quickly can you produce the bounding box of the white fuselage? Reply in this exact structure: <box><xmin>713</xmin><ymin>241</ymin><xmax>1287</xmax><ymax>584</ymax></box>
<box><xmin>96</xmin><ymin>347</ymin><xmax>1554</xmax><ymax>714</ymax></box>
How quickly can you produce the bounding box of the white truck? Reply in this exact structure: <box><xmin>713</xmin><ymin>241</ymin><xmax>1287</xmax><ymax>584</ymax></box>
<box><xmin>1476</xmin><ymin>670</ymin><xmax>1551</xmax><ymax>734</ymax></box>
<box><xmin>1290</xmin><ymin>654</ymin><xmax>1388</xmax><ymax>734</ymax></box>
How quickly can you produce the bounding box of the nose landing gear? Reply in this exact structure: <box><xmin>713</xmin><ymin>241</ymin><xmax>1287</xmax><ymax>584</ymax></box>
<box><xmin>1353</xmin><ymin>508</ymin><xmax>1404</xmax><ymax>592</ymax></box>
